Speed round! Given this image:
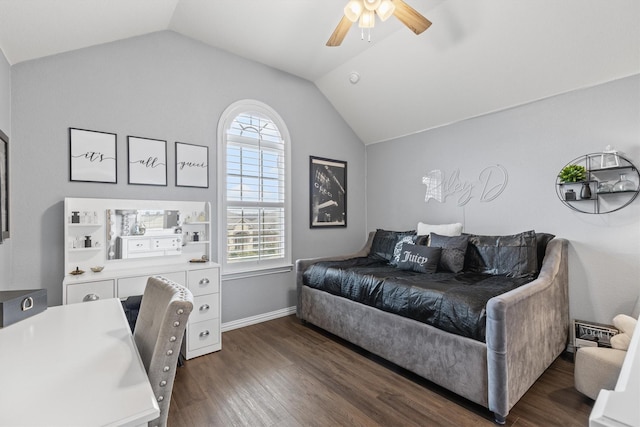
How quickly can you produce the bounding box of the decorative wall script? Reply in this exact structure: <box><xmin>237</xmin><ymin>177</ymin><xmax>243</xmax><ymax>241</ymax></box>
<box><xmin>128</xmin><ymin>136</ymin><xmax>167</xmax><ymax>186</ymax></box>
<box><xmin>69</xmin><ymin>128</ymin><xmax>117</xmax><ymax>183</ymax></box>
<box><xmin>422</xmin><ymin>165</ymin><xmax>508</xmax><ymax>206</ymax></box>
<box><xmin>176</xmin><ymin>142</ymin><xmax>209</xmax><ymax>188</ymax></box>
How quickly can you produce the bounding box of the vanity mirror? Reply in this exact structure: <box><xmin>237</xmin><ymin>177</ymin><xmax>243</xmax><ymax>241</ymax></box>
<box><xmin>107</xmin><ymin>209</ymin><xmax>182</xmax><ymax>259</ymax></box>
<box><xmin>64</xmin><ymin>197</ymin><xmax>211</xmax><ymax>276</ymax></box>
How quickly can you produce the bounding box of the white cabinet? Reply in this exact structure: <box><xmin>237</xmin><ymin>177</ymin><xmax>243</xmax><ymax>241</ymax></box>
<box><xmin>66</xmin><ymin>279</ymin><xmax>115</xmax><ymax>304</ymax></box>
<box><xmin>63</xmin><ymin>263</ymin><xmax>221</xmax><ymax>359</ymax></box>
<box><xmin>118</xmin><ymin>271</ymin><xmax>186</xmax><ymax>298</ymax></box>
<box><xmin>182</xmin><ymin>267</ymin><xmax>221</xmax><ymax>359</ymax></box>
<box><xmin>62</xmin><ymin>197</ymin><xmax>221</xmax><ymax>359</ymax></box>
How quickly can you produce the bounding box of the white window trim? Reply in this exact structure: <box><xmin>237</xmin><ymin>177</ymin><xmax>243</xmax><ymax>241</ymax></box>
<box><xmin>217</xmin><ymin>99</ymin><xmax>292</xmax><ymax>277</ymax></box>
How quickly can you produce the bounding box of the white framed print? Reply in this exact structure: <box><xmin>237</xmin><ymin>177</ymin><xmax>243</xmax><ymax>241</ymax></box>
<box><xmin>69</xmin><ymin>128</ymin><xmax>117</xmax><ymax>183</ymax></box>
<box><xmin>175</xmin><ymin>142</ymin><xmax>209</xmax><ymax>188</ymax></box>
<box><xmin>127</xmin><ymin>136</ymin><xmax>167</xmax><ymax>186</ymax></box>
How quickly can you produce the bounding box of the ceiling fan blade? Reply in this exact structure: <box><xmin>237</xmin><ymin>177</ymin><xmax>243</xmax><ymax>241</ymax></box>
<box><xmin>326</xmin><ymin>15</ymin><xmax>352</xmax><ymax>47</ymax></box>
<box><xmin>393</xmin><ymin>0</ymin><xmax>432</xmax><ymax>35</ymax></box>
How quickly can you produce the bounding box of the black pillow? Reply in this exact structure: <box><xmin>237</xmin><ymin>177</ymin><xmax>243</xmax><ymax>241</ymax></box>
<box><xmin>465</xmin><ymin>230</ymin><xmax>538</xmax><ymax>278</ymax></box>
<box><xmin>535</xmin><ymin>232</ymin><xmax>555</xmax><ymax>271</ymax></box>
<box><xmin>390</xmin><ymin>235</ymin><xmax>418</xmax><ymax>266</ymax></box>
<box><xmin>396</xmin><ymin>243</ymin><xmax>441</xmax><ymax>274</ymax></box>
<box><xmin>369</xmin><ymin>229</ymin><xmax>416</xmax><ymax>261</ymax></box>
<box><xmin>429</xmin><ymin>233</ymin><xmax>469</xmax><ymax>273</ymax></box>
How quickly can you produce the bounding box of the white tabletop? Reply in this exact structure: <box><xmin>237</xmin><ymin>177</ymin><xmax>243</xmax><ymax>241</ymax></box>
<box><xmin>0</xmin><ymin>298</ymin><xmax>159</xmax><ymax>427</ymax></box>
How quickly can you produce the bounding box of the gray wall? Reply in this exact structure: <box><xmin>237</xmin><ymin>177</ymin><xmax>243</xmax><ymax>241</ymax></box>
<box><xmin>10</xmin><ymin>31</ymin><xmax>367</xmax><ymax>321</ymax></box>
<box><xmin>366</xmin><ymin>75</ymin><xmax>640</xmax><ymax>324</ymax></box>
<box><xmin>0</xmin><ymin>48</ymin><xmax>10</xmax><ymax>286</ymax></box>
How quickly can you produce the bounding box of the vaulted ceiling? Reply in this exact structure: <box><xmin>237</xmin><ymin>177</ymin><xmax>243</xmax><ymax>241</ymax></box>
<box><xmin>0</xmin><ymin>0</ymin><xmax>637</xmax><ymax>144</ymax></box>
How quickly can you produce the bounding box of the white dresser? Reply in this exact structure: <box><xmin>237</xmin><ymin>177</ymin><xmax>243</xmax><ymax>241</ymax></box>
<box><xmin>62</xmin><ymin>197</ymin><xmax>221</xmax><ymax>359</ymax></box>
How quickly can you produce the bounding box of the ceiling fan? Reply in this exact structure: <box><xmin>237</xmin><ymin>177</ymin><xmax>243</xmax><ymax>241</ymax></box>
<box><xmin>327</xmin><ymin>0</ymin><xmax>432</xmax><ymax>46</ymax></box>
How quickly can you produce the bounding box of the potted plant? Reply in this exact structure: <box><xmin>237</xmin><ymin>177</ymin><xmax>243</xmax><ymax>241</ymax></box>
<box><xmin>558</xmin><ymin>164</ymin><xmax>587</xmax><ymax>183</ymax></box>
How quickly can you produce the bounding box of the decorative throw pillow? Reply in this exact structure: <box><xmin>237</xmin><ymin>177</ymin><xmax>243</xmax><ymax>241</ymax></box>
<box><xmin>390</xmin><ymin>235</ymin><xmax>417</xmax><ymax>266</ymax></box>
<box><xmin>396</xmin><ymin>243</ymin><xmax>441</xmax><ymax>274</ymax></box>
<box><xmin>416</xmin><ymin>222</ymin><xmax>463</xmax><ymax>237</ymax></box>
<box><xmin>535</xmin><ymin>232</ymin><xmax>556</xmax><ymax>271</ymax></box>
<box><xmin>428</xmin><ymin>233</ymin><xmax>469</xmax><ymax>273</ymax></box>
<box><xmin>369</xmin><ymin>229</ymin><xmax>416</xmax><ymax>262</ymax></box>
<box><xmin>465</xmin><ymin>230</ymin><xmax>538</xmax><ymax>278</ymax></box>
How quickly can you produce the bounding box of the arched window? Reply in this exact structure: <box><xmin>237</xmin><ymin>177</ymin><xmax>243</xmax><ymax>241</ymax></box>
<box><xmin>217</xmin><ymin>100</ymin><xmax>291</xmax><ymax>276</ymax></box>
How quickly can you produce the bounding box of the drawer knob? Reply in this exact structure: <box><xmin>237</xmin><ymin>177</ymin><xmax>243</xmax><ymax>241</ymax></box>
<box><xmin>198</xmin><ymin>278</ymin><xmax>210</xmax><ymax>285</ymax></box>
<box><xmin>83</xmin><ymin>293</ymin><xmax>100</xmax><ymax>302</ymax></box>
<box><xmin>199</xmin><ymin>304</ymin><xmax>210</xmax><ymax>311</ymax></box>
<box><xmin>199</xmin><ymin>330</ymin><xmax>210</xmax><ymax>338</ymax></box>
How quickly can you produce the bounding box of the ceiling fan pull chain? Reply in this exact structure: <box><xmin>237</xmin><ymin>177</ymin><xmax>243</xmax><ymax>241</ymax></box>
<box><xmin>361</xmin><ymin>27</ymin><xmax>364</xmax><ymax>40</ymax></box>
<box><xmin>368</xmin><ymin>28</ymin><xmax>371</xmax><ymax>42</ymax></box>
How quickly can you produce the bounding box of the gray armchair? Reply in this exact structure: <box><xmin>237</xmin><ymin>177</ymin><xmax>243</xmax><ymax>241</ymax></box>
<box><xmin>134</xmin><ymin>276</ymin><xmax>194</xmax><ymax>427</ymax></box>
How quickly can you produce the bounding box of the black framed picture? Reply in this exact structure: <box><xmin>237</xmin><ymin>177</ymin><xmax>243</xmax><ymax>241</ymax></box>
<box><xmin>175</xmin><ymin>142</ymin><xmax>209</xmax><ymax>188</ymax></box>
<box><xmin>310</xmin><ymin>156</ymin><xmax>347</xmax><ymax>228</ymax></box>
<box><xmin>0</xmin><ymin>129</ymin><xmax>8</xmax><ymax>242</ymax></box>
<box><xmin>69</xmin><ymin>128</ymin><xmax>117</xmax><ymax>183</ymax></box>
<box><xmin>128</xmin><ymin>136</ymin><xmax>167</xmax><ymax>186</ymax></box>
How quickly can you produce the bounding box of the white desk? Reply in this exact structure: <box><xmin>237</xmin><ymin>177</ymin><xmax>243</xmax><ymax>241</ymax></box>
<box><xmin>0</xmin><ymin>298</ymin><xmax>159</xmax><ymax>427</ymax></box>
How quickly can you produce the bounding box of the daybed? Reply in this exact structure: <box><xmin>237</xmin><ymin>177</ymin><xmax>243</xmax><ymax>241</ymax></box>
<box><xmin>296</xmin><ymin>228</ymin><xmax>569</xmax><ymax>424</ymax></box>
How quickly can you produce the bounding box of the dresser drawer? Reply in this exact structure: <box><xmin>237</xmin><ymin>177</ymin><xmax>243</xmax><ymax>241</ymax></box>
<box><xmin>187</xmin><ymin>319</ymin><xmax>220</xmax><ymax>351</ymax></box>
<box><xmin>187</xmin><ymin>268</ymin><xmax>219</xmax><ymax>296</ymax></box>
<box><xmin>118</xmin><ymin>271</ymin><xmax>185</xmax><ymax>298</ymax></box>
<box><xmin>127</xmin><ymin>238</ymin><xmax>151</xmax><ymax>252</ymax></box>
<box><xmin>66</xmin><ymin>280</ymin><xmax>115</xmax><ymax>304</ymax></box>
<box><xmin>191</xmin><ymin>294</ymin><xmax>219</xmax><ymax>323</ymax></box>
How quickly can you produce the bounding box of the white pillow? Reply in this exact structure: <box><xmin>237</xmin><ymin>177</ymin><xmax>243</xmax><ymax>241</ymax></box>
<box><xmin>417</xmin><ymin>222</ymin><xmax>463</xmax><ymax>237</ymax></box>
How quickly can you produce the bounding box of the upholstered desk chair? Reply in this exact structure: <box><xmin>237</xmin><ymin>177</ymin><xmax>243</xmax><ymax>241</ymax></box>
<box><xmin>134</xmin><ymin>276</ymin><xmax>194</xmax><ymax>427</ymax></box>
<box><xmin>574</xmin><ymin>299</ymin><xmax>639</xmax><ymax>400</ymax></box>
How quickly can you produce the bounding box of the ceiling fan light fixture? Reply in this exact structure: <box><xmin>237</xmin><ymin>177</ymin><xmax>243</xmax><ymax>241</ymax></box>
<box><xmin>327</xmin><ymin>0</ymin><xmax>431</xmax><ymax>47</ymax></box>
<box><xmin>376</xmin><ymin>0</ymin><xmax>396</xmax><ymax>21</ymax></box>
<box><xmin>344</xmin><ymin>0</ymin><xmax>364</xmax><ymax>22</ymax></box>
<box><xmin>359</xmin><ymin>9</ymin><xmax>376</xmax><ymax>28</ymax></box>
<box><xmin>363</xmin><ymin>0</ymin><xmax>382</xmax><ymax>11</ymax></box>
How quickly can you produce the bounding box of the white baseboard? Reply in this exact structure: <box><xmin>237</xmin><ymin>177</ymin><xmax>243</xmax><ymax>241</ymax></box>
<box><xmin>221</xmin><ymin>306</ymin><xmax>297</xmax><ymax>332</ymax></box>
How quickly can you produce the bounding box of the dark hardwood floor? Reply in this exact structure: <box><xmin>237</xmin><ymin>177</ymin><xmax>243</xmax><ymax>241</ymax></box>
<box><xmin>169</xmin><ymin>315</ymin><xmax>593</xmax><ymax>426</ymax></box>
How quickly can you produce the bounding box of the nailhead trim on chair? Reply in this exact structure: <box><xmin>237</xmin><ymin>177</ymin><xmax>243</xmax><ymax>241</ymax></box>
<box><xmin>141</xmin><ymin>275</ymin><xmax>194</xmax><ymax>427</ymax></box>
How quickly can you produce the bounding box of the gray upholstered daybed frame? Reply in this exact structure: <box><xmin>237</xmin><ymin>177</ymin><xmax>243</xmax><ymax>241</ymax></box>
<box><xmin>296</xmin><ymin>232</ymin><xmax>569</xmax><ymax>424</ymax></box>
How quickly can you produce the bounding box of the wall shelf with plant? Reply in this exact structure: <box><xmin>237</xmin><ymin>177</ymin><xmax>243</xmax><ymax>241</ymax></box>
<box><xmin>556</xmin><ymin>152</ymin><xmax>639</xmax><ymax>214</ymax></box>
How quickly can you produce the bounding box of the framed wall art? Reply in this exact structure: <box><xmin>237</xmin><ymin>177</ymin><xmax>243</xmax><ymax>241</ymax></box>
<box><xmin>175</xmin><ymin>142</ymin><xmax>209</xmax><ymax>188</ymax></box>
<box><xmin>310</xmin><ymin>156</ymin><xmax>347</xmax><ymax>228</ymax></box>
<box><xmin>128</xmin><ymin>136</ymin><xmax>167</xmax><ymax>186</ymax></box>
<box><xmin>69</xmin><ymin>128</ymin><xmax>117</xmax><ymax>183</ymax></box>
<box><xmin>0</xmin><ymin>129</ymin><xmax>9</xmax><ymax>242</ymax></box>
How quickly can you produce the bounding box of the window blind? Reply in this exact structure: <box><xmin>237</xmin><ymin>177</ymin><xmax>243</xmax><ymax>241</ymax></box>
<box><xmin>225</xmin><ymin>112</ymin><xmax>286</xmax><ymax>264</ymax></box>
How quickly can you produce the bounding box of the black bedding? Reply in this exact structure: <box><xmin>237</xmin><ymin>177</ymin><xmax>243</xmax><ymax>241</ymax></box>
<box><xmin>303</xmin><ymin>256</ymin><xmax>533</xmax><ymax>342</ymax></box>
